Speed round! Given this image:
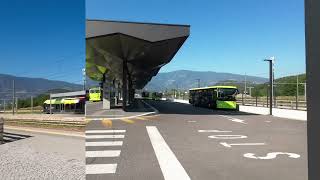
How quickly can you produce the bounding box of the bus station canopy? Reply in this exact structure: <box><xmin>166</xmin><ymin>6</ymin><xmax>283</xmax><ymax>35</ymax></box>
<box><xmin>86</xmin><ymin>20</ymin><xmax>190</xmax><ymax>89</ymax></box>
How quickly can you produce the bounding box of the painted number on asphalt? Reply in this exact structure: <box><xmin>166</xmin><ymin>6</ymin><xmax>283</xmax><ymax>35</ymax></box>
<box><xmin>243</xmin><ymin>152</ymin><xmax>301</xmax><ymax>160</ymax></box>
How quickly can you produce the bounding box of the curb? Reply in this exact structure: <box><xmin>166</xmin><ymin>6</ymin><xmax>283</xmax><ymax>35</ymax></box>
<box><xmin>4</xmin><ymin>125</ymin><xmax>85</xmax><ymax>138</ymax></box>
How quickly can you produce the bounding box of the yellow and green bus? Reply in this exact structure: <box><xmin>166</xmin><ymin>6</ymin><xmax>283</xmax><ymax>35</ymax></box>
<box><xmin>89</xmin><ymin>87</ymin><xmax>102</xmax><ymax>102</ymax></box>
<box><xmin>189</xmin><ymin>86</ymin><xmax>239</xmax><ymax>110</ymax></box>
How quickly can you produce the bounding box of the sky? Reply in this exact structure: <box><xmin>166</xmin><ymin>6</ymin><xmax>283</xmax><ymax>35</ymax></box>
<box><xmin>87</xmin><ymin>0</ymin><xmax>305</xmax><ymax>78</ymax></box>
<box><xmin>0</xmin><ymin>0</ymin><xmax>305</xmax><ymax>83</ymax></box>
<box><xmin>0</xmin><ymin>0</ymin><xmax>85</xmax><ymax>84</ymax></box>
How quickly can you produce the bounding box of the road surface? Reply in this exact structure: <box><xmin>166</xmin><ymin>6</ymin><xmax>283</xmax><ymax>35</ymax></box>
<box><xmin>85</xmin><ymin>100</ymin><xmax>307</xmax><ymax>180</ymax></box>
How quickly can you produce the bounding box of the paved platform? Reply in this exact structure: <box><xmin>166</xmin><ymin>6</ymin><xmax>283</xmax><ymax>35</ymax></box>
<box><xmin>85</xmin><ymin>99</ymin><xmax>157</xmax><ymax>120</ymax></box>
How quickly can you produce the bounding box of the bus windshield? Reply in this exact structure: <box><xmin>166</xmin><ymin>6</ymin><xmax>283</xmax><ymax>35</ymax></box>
<box><xmin>217</xmin><ymin>88</ymin><xmax>238</xmax><ymax>100</ymax></box>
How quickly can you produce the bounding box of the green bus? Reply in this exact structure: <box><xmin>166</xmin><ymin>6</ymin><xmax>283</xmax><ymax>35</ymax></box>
<box><xmin>89</xmin><ymin>87</ymin><xmax>102</xmax><ymax>102</ymax></box>
<box><xmin>189</xmin><ymin>86</ymin><xmax>239</xmax><ymax>110</ymax></box>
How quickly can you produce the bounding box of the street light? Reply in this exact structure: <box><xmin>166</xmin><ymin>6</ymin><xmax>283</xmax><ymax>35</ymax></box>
<box><xmin>264</xmin><ymin>57</ymin><xmax>275</xmax><ymax>115</ymax></box>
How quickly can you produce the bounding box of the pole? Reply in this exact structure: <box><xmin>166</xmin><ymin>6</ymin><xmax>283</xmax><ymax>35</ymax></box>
<box><xmin>3</xmin><ymin>100</ymin><xmax>5</xmax><ymax>113</ymax></box>
<box><xmin>31</xmin><ymin>96</ymin><xmax>33</xmax><ymax>113</ymax></box>
<box><xmin>16</xmin><ymin>97</ymin><xmax>18</xmax><ymax>113</ymax></box>
<box><xmin>12</xmin><ymin>80</ymin><xmax>15</xmax><ymax>115</ymax></box>
<box><xmin>196</xmin><ymin>79</ymin><xmax>200</xmax><ymax>88</ymax></box>
<box><xmin>304</xmin><ymin>83</ymin><xmax>307</xmax><ymax>102</ymax></box>
<box><xmin>244</xmin><ymin>73</ymin><xmax>247</xmax><ymax>103</ymax></box>
<box><xmin>296</xmin><ymin>75</ymin><xmax>299</xmax><ymax>109</ymax></box>
<box><xmin>49</xmin><ymin>94</ymin><xmax>52</xmax><ymax>114</ymax></box>
<box><xmin>82</xmin><ymin>68</ymin><xmax>86</xmax><ymax>91</ymax></box>
<box><xmin>264</xmin><ymin>58</ymin><xmax>274</xmax><ymax>115</ymax></box>
<box><xmin>270</xmin><ymin>60</ymin><xmax>273</xmax><ymax>115</ymax></box>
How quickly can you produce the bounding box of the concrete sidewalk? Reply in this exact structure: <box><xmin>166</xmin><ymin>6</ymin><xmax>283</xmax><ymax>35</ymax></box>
<box><xmin>171</xmin><ymin>99</ymin><xmax>307</xmax><ymax>121</ymax></box>
<box><xmin>85</xmin><ymin>99</ymin><xmax>157</xmax><ymax>120</ymax></box>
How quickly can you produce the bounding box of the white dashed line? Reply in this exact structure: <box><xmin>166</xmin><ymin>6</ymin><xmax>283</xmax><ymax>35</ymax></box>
<box><xmin>188</xmin><ymin>120</ymin><xmax>197</xmax><ymax>123</ymax></box>
<box><xmin>86</xmin><ymin>150</ymin><xmax>121</xmax><ymax>158</ymax></box>
<box><xmin>85</xmin><ymin>130</ymin><xmax>126</xmax><ymax>134</ymax></box>
<box><xmin>86</xmin><ymin>164</ymin><xmax>117</xmax><ymax>174</ymax></box>
<box><xmin>85</xmin><ymin>141</ymin><xmax>123</xmax><ymax>147</ymax></box>
<box><xmin>85</xmin><ymin>135</ymin><xmax>125</xmax><ymax>139</ymax></box>
<box><xmin>198</xmin><ymin>130</ymin><xmax>232</xmax><ymax>133</ymax></box>
<box><xmin>146</xmin><ymin>126</ymin><xmax>191</xmax><ymax>180</ymax></box>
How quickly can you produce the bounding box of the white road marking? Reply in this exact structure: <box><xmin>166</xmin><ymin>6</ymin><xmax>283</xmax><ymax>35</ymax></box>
<box><xmin>86</xmin><ymin>164</ymin><xmax>117</xmax><ymax>174</ymax></box>
<box><xmin>219</xmin><ymin>115</ymin><xmax>247</xmax><ymax>124</ymax></box>
<box><xmin>220</xmin><ymin>142</ymin><xmax>266</xmax><ymax>148</ymax></box>
<box><xmin>198</xmin><ymin>130</ymin><xmax>232</xmax><ymax>133</ymax></box>
<box><xmin>188</xmin><ymin>120</ymin><xmax>197</xmax><ymax>123</ymax></box>
<box><xmin>243</xmin><ymin>152</ymin><xmax>300</xmax><ymax>159</ymax></box>
<box><xmin>85</xmin><ymin>135</ymin><xmax>125</xmax><ymax>139</ymax></box>
<box><xmin>146</xmin><ymin>126</ymin><xmax>191</xmax><ymax>180</ymax></box>
<box><xmin>209</xmin><ymin>135</ymin><xmax>247</xmax><ymax>139</ymax></box>
<box><xmin>86</xmin><ymin>150</ymin><xmax>121</xmax><ymax>157</ymax></box>
<box><xmin>85</xmin><ymin>141</ymin><xmax>123</xmax><ymax>147</ymax></box>
<box><xmin>86</xmin><ymin>130</ymin><xmax>126</xmax><ymax>134</ymax></box>
<box><xmin>265</xmin><ymin>121</ymin><xmax>272</xmax><ymax>123</ymax></box>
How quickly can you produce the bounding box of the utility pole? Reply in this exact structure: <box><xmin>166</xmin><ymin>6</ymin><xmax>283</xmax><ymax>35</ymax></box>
<box><xmin>49</xmin><ymin>94</ymin><xmax>52</xmax><ymax>114</ymax></box>
<box><xmin>264</xmin><ymin>57</ymin><xmax>274</xmax><ymax>115</ymax></box>
<box><xmin>3</xmin><ymin>99</ymin><xmax>5</xmax><ymax>113</ymax></box>
<box><xmin>12</xmin><ymin>80</ymin><xmax>15</xmax><ymax>115</ymax></box>
<box><xmin>247</xmin><ymin>87</ymin><xmax>254</xmax><ymax>96</ymax></box>
<box><xmin>296</xmin><ymin>75</ymin><xmax>299</xmax><ymax>109</ymax></box>
<box><xmin>31</xmin><ymin>96</ymin><xmax>33</xmax><ymax>113</ymax></box>
<box><xmin>196</xmin><ymin>79</ymin><xmax>200</xmax><ymax>88</ymax></box>
<box><xmin>244</xmin><ymin>73</ymin><xmax>247</xmax><ymax>103</ymax></box>
<box><xmin>82</xmin><ymin>68</ymin><xmax>86</xmax><ymax>91</ymax></box>
<box><xmin>16</xmin><ymin>97</ymin><xmax>18</xmax><ymax>113</ymax></box>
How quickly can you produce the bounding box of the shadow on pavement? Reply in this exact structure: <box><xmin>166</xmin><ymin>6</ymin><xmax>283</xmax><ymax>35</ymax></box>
<box><xmin>145</xmin><ymin>100</ymin><xmax>257</xmax><ymax>116</ymax></box>
<box><xmin>1</xmin><ymin>132</ymin><xmax>32</xmax><ymax>144</ymax></box>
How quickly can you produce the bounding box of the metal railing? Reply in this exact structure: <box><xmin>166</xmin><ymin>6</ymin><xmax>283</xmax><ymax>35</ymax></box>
<box><xmin>237</xmin><ymin>97</ymin><xmax>307</xmax><ymax>111</ymax></box>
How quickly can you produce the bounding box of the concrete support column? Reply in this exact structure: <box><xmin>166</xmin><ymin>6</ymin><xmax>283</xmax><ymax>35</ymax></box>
<box><xmin>102</xmin><ymin>82</ymin><xmax>111</xmax><ymax>109</ymax></box>
<box><xmin>128</xmin><ymin>79</ymin><xmax>134</xmax><ymax>104</ymax></box>
<box><xmin>306</xmin><ymin>0</ymin><xmax>320</xmax><ymax>179</ymax></box>
<box><xmin>122</xmin><ymin>63</ymin><xmax>128</xmax><ymax>110</ymax></box>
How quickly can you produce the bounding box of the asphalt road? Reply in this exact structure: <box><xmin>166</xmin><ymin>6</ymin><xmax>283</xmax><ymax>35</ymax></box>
<box><xmin>0</xmin><ymin>129</ymin><xmax>85</xmax><ymax>180</ymax></box>
<box><xmin>85</xmin><ymin>100</ymin><xmax>307</xmax><ymax>180</ymax></box>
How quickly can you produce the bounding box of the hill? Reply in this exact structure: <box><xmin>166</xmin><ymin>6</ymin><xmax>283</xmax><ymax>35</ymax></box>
<box><xmin>144</xmin><ymin>70</ymin><xmax>268</xmax><ymax>91</ymax></box>
<box><xmin>251</xmin><ymin>74</ymin><xmax>306</xmax><ymax>97</ymax></box>
<box><xmin>0</xmin><ymin>74</ymin><xmax>83</xmax><ymax>99</ymax></box>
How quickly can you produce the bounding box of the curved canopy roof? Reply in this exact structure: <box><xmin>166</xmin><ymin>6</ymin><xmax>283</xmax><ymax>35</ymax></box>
<box><xmin>86</xmin><ymin>20</ymin><xmax>190</xmax><ymax>89</ymax></box>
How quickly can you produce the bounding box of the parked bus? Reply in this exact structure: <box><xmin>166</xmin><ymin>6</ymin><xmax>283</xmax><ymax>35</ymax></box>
<box><xmin>189</xmin><ymin>86</ymin><xmax>239</xmax><ymax>110</ymax></box>
<box><xmin>89</xmin><ymin>87</ymin><xmax>102</xmax><ymax>102</ymax></box>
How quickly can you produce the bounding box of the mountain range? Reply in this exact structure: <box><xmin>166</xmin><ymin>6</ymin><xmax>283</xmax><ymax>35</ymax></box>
<box><xmin>0</xmin><ymin>74</ymin><xmax>83</xmax><ymax>99</ymax></box>
<box><xmin>144</xmin><ymin>70</ymin><xmax>267</xmax><ymax>91</ymax></box>
<box><xmin>0</xmin><ymin>70</ymin><xmax>268</xmax><ymax>99</ymax></box>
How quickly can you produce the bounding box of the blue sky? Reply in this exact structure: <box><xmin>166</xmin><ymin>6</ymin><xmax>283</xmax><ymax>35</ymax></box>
<box><xmin>0</xmin><ymin>0</ymin><xmax>305</xmax><ymax>83</ymax></box>
<box><xmin>0</xmin><ymin>0</ymin><xmax>85</xmax><ymax>84</ymax></box>
<box><xmin>87</xmin><ymin>0</ymin><xmax>305</xmax><ymax>78</ymax></box>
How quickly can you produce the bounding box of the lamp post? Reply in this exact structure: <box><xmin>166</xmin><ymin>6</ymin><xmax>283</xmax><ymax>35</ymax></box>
<box><xmin>264</xmin><ymin>57</ymin><xmax>275</xmax><ymax>115</ymax></box>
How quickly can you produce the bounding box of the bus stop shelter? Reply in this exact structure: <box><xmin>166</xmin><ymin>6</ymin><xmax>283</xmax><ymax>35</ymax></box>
<box><xmin>86</xmin><ymin>20</ymin><xmax>190</xmax><ymax>110</ymax></box>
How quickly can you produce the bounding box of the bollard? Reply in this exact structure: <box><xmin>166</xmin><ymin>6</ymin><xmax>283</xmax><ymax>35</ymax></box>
<box><xmin>0</xmin><ymin>117</ymin><xmax>4</xmax><ymax>144</ymax></box>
